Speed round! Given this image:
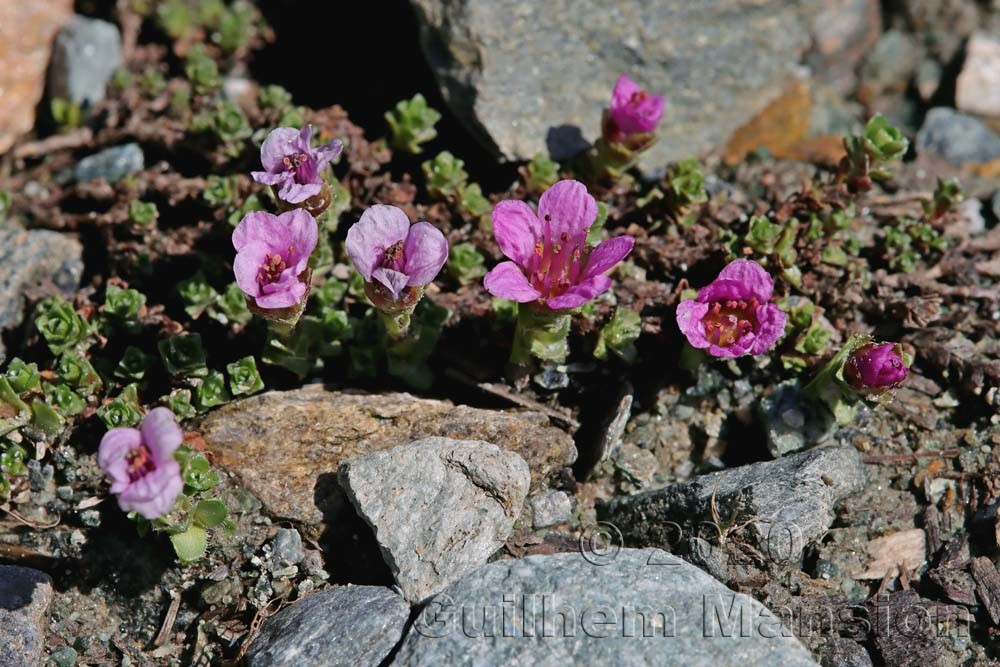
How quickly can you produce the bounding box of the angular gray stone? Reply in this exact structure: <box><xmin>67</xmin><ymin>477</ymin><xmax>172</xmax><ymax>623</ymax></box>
<box><xmin>956</xmin><ymin>32</ymin><xmax>1000</xmax><ymax>117</ymax></box>
<box><xmin>916</xmin><ymin>108</ymin><xmax>1000</xmax><ymax>166</ymax></box>
<box><xmin>246</xmin><ymin>585</ymin><xmax>409</xmax><ymax>667</ymax></box>
<box><xmin>339</xmin><ymin>437</ymin><xmax>530</xmax><ymax>603</ymax></box>
<box><xmin>602</xmin><ymin>446</ymin><xmax>866</xmax><ymax>568</ymax></box>
<box><xmin>530</xmin><ymin>490</ymin><xmax>572</xmax><ymax>528</ymax></box>
<box><xmin>74</xmin><ymin>143</ymin><xmax>144</xmax><ymax>184</ymax></box>
<box><xmin>410</xmin><ymin>0</ymin><xmax>822</xmax><ymax>172</ymax></box>
<box><xmin>758</xmin><ymin>379</ymin><xmax>836</xmax><ymax>457</ymax></box>
<box><xmin>0</xmin><ymin>565</ymin><xmax>54</xmax><ymax>667</ymax></box>
<box><xmin>269</xmin><ymin>528</ymin><xmax>304</xmax><ymax>569</ymax></box>
<box><xmin>48</xmin><ymin>15</ymin><xmax>122</xmax><ymax>108</ymax></box>
<box><xmin>394</xmin><ymin>549</ymin><xmax>818</xmax><ymax>666</ymax></box>
<box><xmin>0</xmin><ymin>224</ymin><xmax>83</xmax><ymax>362</ymax></box>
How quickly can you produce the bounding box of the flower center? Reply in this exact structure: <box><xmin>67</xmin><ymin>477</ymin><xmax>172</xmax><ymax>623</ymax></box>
<box><xmin>702</xmin><ymin>298</ymin><xmax>759</xmax><ymax>347</ymax></box>
<box><xmin>282</xmin><ymin>153</ymin><xmax>308</xmax><ymax>172</ymax></box>
<box><xmin>628</xmin><ymin>90</ymin><xmax>649</xmax><ymax>107</ymax></box>
<box><xmin>126</xmin><ymin>444</ymin><xmax>156</xmax><ymax>482</ymax></box>
<box><xmin>528</xmin><ymin>224</ymin><xmax>589</xmax><ymax>300</ymax></box>
<box><xmin>257</xmin><ymin>247</ymin><xmax>295</xmax><ymax>285</ymax></box>
<box><xmin>383</xmin><ymin>241</ymin><xmax>406</xmax><ymax>272</ymax></box>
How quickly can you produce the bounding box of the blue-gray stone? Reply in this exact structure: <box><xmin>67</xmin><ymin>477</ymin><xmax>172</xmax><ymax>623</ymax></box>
<box><xmin>48</xmin><ymin>15</ymin><xmax>122</xmax><ymax>108</ymax></box>
<box><xmin>916</xmin><ymin>108</ymin><xmax>1000</xmax><ymax>166</ymax></box>
<box><xmin>74</xmin><ymin>143</ymin><xmax>144</xmax><ymax>184</ymax></box>
<box><xmin>394</xmin><ymin>549</ymin><xmax>818</xmax><ymax>666</ymax></box>
<box><xmin>246</xmin><ymin>586</ymin><xmax>410</xmax><ymax>667</ymax></box>
<box><xmin>0</xmin><ymin>565</ymin><xmax>54</xmax><ymax>667</ymax></box>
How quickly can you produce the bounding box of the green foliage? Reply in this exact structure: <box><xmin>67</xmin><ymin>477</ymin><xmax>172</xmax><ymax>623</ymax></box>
<box><xmin>522</xmin><ymin>154</ymin><xmax>559</xmax><ymax>194</ymax></box>
<box><xmin>422</xmin><ymin>151</ymin><xmax>468</xmax><ymax>201</ymax></box>
<box><xmin>313</xmin><ymin>279</ymin><xmax>348</xmax><ymax>310</ymax></box>
<box><xmin>744</xmin><ymin>216</ymin><xmax>782</xmax><ymax>255</ymax></box>
<box><xmin>192</xmin><ymin>101</ymin><xmax>252</xmax><ymax>155</ymax></box>
<box><xmin>193</xmin><ymin>498</ymin><xmax>228</xmax><ymax>528</ymax></box>
<box><xmin>257</xmin><ymin>85</ymin><xmax>306</xmax><ymax>127</ymax></box>
<box><xmin>194</xmin><ymin>371</ymin><xmax>230</xmax><ymax>412</ymax></box>
<box><xmin>56</xmin><ymin>354</ymin><xmax>102</xmax><ymax>394</ymax></box>
<box><xmin>779</xmin><ymin>298</ymin><xmax>832</xmax><ymax>372</ymax></box>
<box><xmin>161</xmin><ymin>388</ymin><xmax>196</xmax><ymax>420</ymax></box>
<box><xmin>115</xmin><ymin>346</ymin><xmax>152</xmax><ymax>382</ymax></box>
<box><xmin>842</xmin><ymin>114</ymin><xmax>908</xmax><ymax>188</ymax></box>
<box><xmin>227</xmin><ymin>192</ymin><xmax>264</xmax><ymax>227</ymax></box>
<box><xmin>103</xmin><ymin>285</ymin><xmax>146</xmax><ymax>331</ymax></box>
<box><xmin>184</xmin><ymin>46</ymin><xmax>221</xmax><ymax>95</ymax></box>
<box><xmin>50</xmin><ymin>98</ymin><xmax>82</xmax><ymax>130</ymax></box>
<box><xmin>922</xmin><ymin>177</ymin><xmax>963</xmax><ymax>221</ymax></box>
<box><xmin>179</xmin><ymin>272</ymin><xmax>220</xmax><ymax>319</ymax></box>
<box><xmin>884</xmin><ymin>217</ymin><xmax>947</xmax><ymax>272</ymax></box>
<box><xmin>0</xmin><ymin>378</ymin><xmax>31</xmax><ymax>436</ymax></box>
<box><xmin>35</xmin><ymin>297</ymin><xmax>89</xmax><ymax>355</ymax></box>
<box><xmin>384</xmin><ymin>299</ymin><xmax>450</xmax><ymax>389</ymax></box>
<box><xmin>0</xmin><ymin>191</ymin><xmax>10</xmax><ymax>223</ymax></box>
<box><xmin>5</xmin><ymin>359</ymin><xmax>41</xmax><ymax>394</ymax></box>
<box><xmin>170</xmin><ymin>526</ymin><xmax>208</xmax><ymax>563</ymax></box>
<box><xmin>226</xmin><ymin>356</ymin><xmax>263</xmax><ymax>396</ymax></box>
<box><xmin>97</xmin><ymin>384</ymin><xmax>144</xmax><ymax>429</ymax></box>
<box><xmin>447</xmin><ymin>243</ymin><xmax>487</xmax><ymax>286</ymax></box>
<box><xmin>594</xmin><ymin>308</ymin><xmax>641</xmax><ymax>363</ymax></box>
<box><xmin>458</xmin><ymin>183</ymin><xmax>490</xmax><ymax>219</ymax></box>
<box><xmin>129</xmin><ymin>200</ymin><xmax>159</xmax><ymax>227</ymax></box>
<box><xmin>45</xmin><ymin>384</ymin><xmax>86</xmax><ymax>417</ymax></box>
<box><xmin>665</xmin><ymin>159</ymin><xmax>707</xmax><ymax>222</ymax></box>
<box><xmin>586</xmin><ymin>202</ymin><xmax>610</xmax><ymax>246</ymax></box>
<box><xmin>204</xmin><ymin>174</ymin><xmax>240</xmax><ymax>208</ymax></box>
<box><xmin>139</xmin><ymin>67</ymin><xmax>167</xmax><ymax>98</ymax></box>
<box><xmin>385</xmin><ymin>93</ymin><xmax>441</xmax><ymax>153</ymax></box>
<box><xmin>28</xmin><ymin>400</ymin><xmax>64</xmax><ymax>438</ymax></box>
<box><xmin>159</xmin><ymin>334</ymin><xmax>208</xmax><ymax>378</ymax></box>
<box><xmin>207</xmin><ymin>283</ymin><xmax>252</xmax><ymax>326</ymax></box>
<box><xmin>156</xmin><ymin>0</ymin><xmax>193</xmax><ymax>38</ymax></box>
<box><xmin>214</xmin><ymin>0</ymin><xmax>259</xmax><ymax>54</ymax></box>
<box><xmin>1</xmin><ymin>441</ymin><xmax>28</xmax><ymax>479</ymax></box>
<box><xmin>177</xmin><ymin>446</ymin><xmax>220</xmax><ymax>493</ymax></box>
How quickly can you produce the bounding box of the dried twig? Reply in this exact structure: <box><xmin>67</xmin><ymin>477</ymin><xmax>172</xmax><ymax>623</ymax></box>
<box><xmin>154</xmin><ymin>592</ymin><xmax>182</xmax><ymax>647</ymax></box>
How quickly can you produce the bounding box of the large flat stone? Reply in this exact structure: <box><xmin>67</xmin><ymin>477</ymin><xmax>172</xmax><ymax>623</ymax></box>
<box><xmin>0</xmin><ymin>1</ymin><xmax>74</xmax><ymax>154</ymax></box>
<box><xmin>393</xmin><ymin>549</ymin><xmax>818</xmax><ymax>666</ymax></box>
<box><xmin>199</xmin><ymin>386</ymin><xmax>575</xmax><ymax>526</ymax></box>
<box><xmin>340</xmin><ymin>437</ymin><xmax>530</xmax><ymax>603</ymax></box>
<box><xmin>410</xmin><ymin>0</ymin><xmax>822</xmax><ymax>172</ymax></box>
<box><xmin>0</xmin><ymin>565</ymin><xmax>54</xmax><ymax>667</ymax></box>
<box><xmin>246</xmin><ymin>585</ymin><xmax>409</xmax><ymax>667</ymax></box>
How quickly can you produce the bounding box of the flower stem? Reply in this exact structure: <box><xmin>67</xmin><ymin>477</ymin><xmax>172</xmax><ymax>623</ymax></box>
<box><xmin>377</xmin><ymin>306</ymin><xmax>414</xmax><ymax>340</ymax></box>
<box><xmin>510</xmin><ymin>303</ymin><xmax>571</xmax><ymax>367</ymax></box>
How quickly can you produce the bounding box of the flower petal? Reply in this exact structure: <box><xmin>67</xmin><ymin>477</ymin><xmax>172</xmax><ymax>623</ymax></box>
<box><xmin>117</xmin><ymin>461</ymin><xmax>183</xmax><ymax>519</ymax></box>
<box><xmin>483</xmin><ymin>262</ymin><xmax>542</xmax><ymax>302</ymax></box>
<box><xmin>537</xmin><ymin>180</ymin><xmax>597</xmax><ymax>242</ymax></box>
<box><xmin>492</xmin><ymin>199</ymin><xmax>540</xmax><ymax>265</ymax></box>
<box><xmin>345</xmin><ymin>205</ymin><xmax>412</xmax><ymax>281</ymax></box>
<box><xmin>583</xmin><ymin>235</ymin><xmax>634</xmax><ymax>280</ymax></box>
<box><xmin>255</xmin><ymin>279</ymin><xmax>307</xmax><ymax>309</ymax></box>
<box><xmin>696</xmin><ymin>279</ymin><xmax>752</xmax><ymax>303</ymax></box>
<box><xmin>547</xmin><ymin>274</ymin><xmax>612</xmax><ymax>310</ymax></box>
<box><xmin>98</xmin><ymin>427</ymin><xmax>142</xmax><ymax>491</ymax></box>
<box><xmin>403</xmin><ymin>222</ymin><xmax>448</xmax><ymax>287</ymax></box>
<box><xmin>748</xmin><ymin>304</ymin><xmax>787</xmax><ymax>355</ymax></box>
<box><xmin>372</xmin><ymin>267</ymin><xmax>410</xmax><ymax>302</ymax></box>
<box><xmin>233</xmin><ymin>241</ymin><xmax>270</xmax><ymax>298</ymax></box>
<box><xmin>250</xmin><ymin>170</ymin><xmax>287</xmax><ymax>187</ymax></box>
<box><xmin>314</xmin><ymin>139</ymin><xmax>344</xmax><ymax>172</ymax></box>
<box><xmin>715</xmin><ymin>259</ymin><xmax>775</xmax><ymax>302</ymax></box>
<box><xmin>675</xmin><ymin>299</ymin><xmax>710</xmax><ymax>349</ymax></box>
<box><xmin>233</xmin><ymin>211</ymin><xmax>289</xmax><ymax>252</ymax></box>
<box><xmin>278</xmin><ymin>209</ymin><xmax>319</xmax><ymax>273</ymax></box>
<box><xmin>611</xmin><ymin>73</ymin><xmax>643</xmax><ymax>107</ymax></box>
<box><xmin>277</xmin><ymin>180</ymin><xmax>322</xmax><ymax>204</ymax></box>
<box><xmin>141</xmin><ymin>407</ymin><xmax>183</xmax><ymax>462</ymax></box>
<box><xmin>259</xmin><ymin>127</ymin><xmax>301</xmax><ymax>171</ymax></box>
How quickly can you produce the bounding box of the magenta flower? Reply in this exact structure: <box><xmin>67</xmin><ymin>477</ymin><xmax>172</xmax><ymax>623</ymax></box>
<box><xmin>844</xmin><ymin>342</ymin><xmax>908</xmax><ymax>390</ymax></box>
<box><xmin>675</xmin><ymin>259</ymin><xmax>787</xmax><ymax>358</ymax></box>
<box><xmin>483</xmin><ymin>180</ymin><xmax>634</xmax><ymax>310</ymax></box>
<box><xmin>607</xmin><ymin>74</ymin><xmax>665</xmax><ymax>141</ymax></box>
<box><xmin>233</xmin><ymin>209</ymin><xmax>317</xmax><ymax>309</ymax></box>
<box><xmin>98</xmin><ymin>408</ymin><xmax>184</xmax><ymax>520</ymax></box>
<box><xmin>345</xmin><ymin>205</ymin><xmax>448</xmax><ymax>304</ymax></box>
<box><xmin>251</xmin><ymin>125</ymin><xmax>342</xmax><ymax>204</ymax></box>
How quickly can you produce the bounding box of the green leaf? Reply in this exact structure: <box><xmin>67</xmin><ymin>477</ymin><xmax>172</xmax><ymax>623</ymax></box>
<box><xmin>170</xmin><ymin>526</ymin><xmax>208</xmax><ymax>563</ymax></box>
<box><xmin>744</xmin><ymin>216</ymin><xmax>782</xmax><ymax>255</ymax></box>
<box><xmin>226</xmin><ymin>356</ymin><xmax>264</xmax><ymax>397</ymax></box>
<box><xmin>523</xmin><ymin>154</ymin><xmax>559</xmax><ymax>194</ymax></box>
<box><xmin>207</xmin><ymin>283</ymin><xmax>252</xmax><ymax>327</ymax></box>
<box><xmin>104</xmin><ymin>285</ymin><xmax>146</xmax><ymax>324</ymax></box>
<box><xmin>158</xmin><ymin>334</ymin><xmax>208</xmax><ymax>378</ymax></box>
<box><xmin>129</xmin><ymin>200</ymin><xmax>158</xmax><ymax>227</ymax></box>
<box><xmin>0</xmin><ymin>377</ymin><xmax>31</xmax><ymax>437</ymax></box>
<box><xmin>184</xmin><ymin>46</ymin><xmax>220</xmax><ymax>95</ymax></box>
<box><xmin>194</xmin><ymin>371</ymin><xmax>231</xmax><ymax>412</ymax></box>
<box><xmin>194</xmin><ymin>499</ymin><xmax>228</xmax><ymax>528</ymax></box>
<box><xmin>115</xmin><ymin>346</ymin><xmax>151</xmax><ymax>382</ymax></box>
<box><xmin>161</xmin><ymin>388</ymin><xmax>196</xmax><ymax>420</ymax></box>
<box><xmin>35</xmin><ymin>297</ymin><xmax>89</xmax><ymax>355</ymax></box>
<box><xmin>178</xmin><ymin>272</ymin><xmax>220</xmax><ymax>319</ymax></box>
<box><xmin>45</xmin><ymin>384</ymin><xmax>86</xmax><ymax>417</ymax></box>
<box><xmin>5</xmin><ymin>358</ymin><xmax>41</xmax><ymax>394</ymax></box>
<box><xmin>97</xmin><ymin>386</ymin><xmax>143</xmax><ymax>429</ymax></box>
<box><xmin>586</xmin><ymin>202</ymin><xmax>610</xmax><ymax>246</ymax></box>
<box><xmin>385</xmin><ymin>93</ymin><xmax>441</xmax><ymax>153</ymax></box>
<box><xmin>56</xmin><ymin>354</ymin><xmax>102</xmax><ymax>393</ymax></box>
<box><xmin>421</xmin><ymin>151</ymin><xmax>468</xmax><ymax>201</ymax></box>
<box><xmin>593</xmin><ymin>308</ymin><xmax>642</xmax><ymax>363</ymax></box>
<box><xmin>29</xmin><ymin>400</ymin><xmax>64</xmax><ymax>437</ymax></box>
<box><xmin>446</xmin><ymin>243</ymin><xmax>487</xmax><ymax>286</ymax></box>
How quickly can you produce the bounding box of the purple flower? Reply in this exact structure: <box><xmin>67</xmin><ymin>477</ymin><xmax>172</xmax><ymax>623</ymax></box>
<box><xmin>98</xmin><ymin>408</ymin><xmax>184</xmax><ymax>520</ymax></box>
<box><xmin>675</xmin><ymin>259</ymin><xmax>787</xmax><ymax>358</ymax></box>
<box><xmin>233</xmin><ymin>209</ymin><xmax>318</xmax><ymax>309</ymax></box>
<box><xmin>251</xmin><ymin>126</ymin><xmax>342</xmax><ymax>204</ymax></box>
<box><xmin>844</xmin><ymin>342</ymin><xmax>908</xmax><ymax>390</ymax></box>
<box><xmin>483</xmin><ymin>180</ymin><xmax>634</xmax><ymax>311</ymax></box>
<box><xmin>607</xmin><ymin>74</ymin><xmax>665</xmax><ymax>141</ymax></box>
<box><xmin>345</xmin><ymin>205</ymin><xmax>449</xmax><ymax>304</ymax></box>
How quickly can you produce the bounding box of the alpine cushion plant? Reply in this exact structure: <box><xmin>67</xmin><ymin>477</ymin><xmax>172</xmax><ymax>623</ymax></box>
<box><xmin>251</xmin><ymin>125</ymin><xmax>342</xmax><ymax>211</ymax></box>
<box><xmin>483</xmin><ymin>179</ymin><xmax>634</xmax><ymax>365</ymax></box>
<box><xmin>98</xmin><ymin>407</ymin><xmax>184</xmax><ymax>520</ymax></box>
<box><xmin>675</xmin><ymin>259</ymin><xmax>787</xmax><ymax>358</ymax></box>
<box><xmin>345</xmin><ymin>205</ymin><xmax>448</xmax><ymax>337</ymax></box>
<box><xmin>233</xmin><ymin>209</ymin><xmax>318</xmax><ymax>324</ymax></box>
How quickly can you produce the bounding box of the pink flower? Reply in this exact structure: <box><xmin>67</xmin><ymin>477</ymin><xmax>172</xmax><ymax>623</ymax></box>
<box><xmin>607</xmin><ymin>74</ymin><xmax>665</xmax><ymax>141</ymax></box>
<box><xmin>844</xmin><ymin>342</ymin><xmax>908</xmax><ymax>390</ymax></box>
<box><xmin>251</xmin><ymin>125</ymin><xmax>342</xmax><ymax>204</ymax></box>
<box><xmin>675</xmin><ymin>259</ymin><xmax>787</xmax><ymax>358</ymax></box>
<box><xmin>98</xmin><ymin>408</ymin><xmax>184</xmax><ymax>519</ymax></box>
<box><xmin>345</xmin><ymin>205</ymin><xmax>449</xmax><ymax>304</ymax></box>
<box><xmin>232</xmin><ymin>209</ymin><xmax>318</xmax><ymax>310</ymax></box>
<box><xmin>483</xmin><ymin>180</ymin><xmax>634</xmax><ymax>310</ymax></box>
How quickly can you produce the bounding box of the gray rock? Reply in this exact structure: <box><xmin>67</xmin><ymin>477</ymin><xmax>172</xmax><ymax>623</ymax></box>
<box><xmin>48</xmin><ymin>15</ymin><xmax>122</xmax><ymax>108</ymax></box>
<box><xmin>394</xmin><ymin>549</ymin><xmax>818</xmax><ymax>666</ymax></box>
<box><xmin>74</xmin><ymin>143</ymin><xmax>144</xmax><ymax>184</ymax></box>
<box><xmin>916</xmin><ymin>108</ymin><xmax>1000</xmax><ymax>166</ymax></box>
<box><xmin>269</xmin><ymin>528</ymin><xmax>304</xmax><ymax>569</ymax></box>
<box><xmin>246</xmin><ymin>585</ymin><xmax>409</xmax><ymax>667</ymax></box>
<box><xmin>410</xmin><ymin>0</ymin><xmax>822</xmax><ymax>172</ymax></box>
<box><xmin>859</xmin><ymin>29</ymin><xmax>920</xmax><ymax>91</ymax></box>
<box><xmin>602</xmin><ymin>446</ymin><xmax>866</xmax><ymax>569</ymax></box>
<box><xmin>992</xmin><ymin>191</ymin><xmax>1000</xmax><ymax>222</ymax></box>
<box><xmin>0</xmin><ymin>565</ymin><xmax>54</xmax><ymax>667</ymax></box>
<box><xmin>339</xmin><ymin>437</ymin><xmax>530</xmax><ymax>603</ymax></box>
<box><xmin>758</xmin><ymin>379</ymin><xmax>836</xmax><ymax>457</ymax></box>
<box><xmin>530</xmin><ymin>490</ymin><xmax>572</xmax><ymax>528</ymax></box>
<box><xmin>818</xmin><ymin>637</ymin><xmax>873</xmax><ymax>667</ymax></box>
<box><xmin>0</xmin><ymin>224</ymin><xmax>83</xmax><ymax>363</ymax></box>
<box><xmin>957</xmin><ymin>33</ymin><xmax>1000</xmax><ymax>117</ymax></box>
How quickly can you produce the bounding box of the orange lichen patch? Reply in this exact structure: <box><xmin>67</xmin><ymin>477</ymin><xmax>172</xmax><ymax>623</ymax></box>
<box><xmin>722</xmin><ymin>79</ymin><xmax>811</xmax><ymax>166</ymax></box>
